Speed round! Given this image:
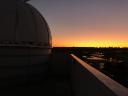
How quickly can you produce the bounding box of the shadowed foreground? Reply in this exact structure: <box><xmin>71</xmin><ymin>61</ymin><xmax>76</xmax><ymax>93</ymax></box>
<box><xmin>1</xmin><ymin>49</ymin><xmax>72</xmax><ymax>95</ymax></box>
<box><xmin>1</xmin><ymin>48</ymin><xmax>128</xmax><ymax>96</ymax></box>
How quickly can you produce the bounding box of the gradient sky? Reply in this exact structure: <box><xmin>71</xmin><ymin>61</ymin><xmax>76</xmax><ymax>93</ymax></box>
<box><xmin>29</xmin><ymin>0</ymin><xmax>128</xmax><ymax>47</ymax></box>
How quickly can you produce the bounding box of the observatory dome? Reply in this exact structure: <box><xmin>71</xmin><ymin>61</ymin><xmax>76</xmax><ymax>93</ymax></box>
<box><xmin>0</xmin><ymin>0</ymin><xmax>52</xmax><ymax>83</ymax></box>
<box><xmin>0</xmin><ymin>0</ymin><xmax>52</xmax><ymax>47</ymax></box>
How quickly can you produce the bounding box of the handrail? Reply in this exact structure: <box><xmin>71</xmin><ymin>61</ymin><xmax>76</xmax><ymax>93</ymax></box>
<box><xmin>71</xmin><ymin>54</ymin><xmax>128</xmax><ymax>96</ymax></box>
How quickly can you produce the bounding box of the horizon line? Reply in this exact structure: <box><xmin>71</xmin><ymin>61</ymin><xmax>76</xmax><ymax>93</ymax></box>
<box><xmin>53</xmin><ymin>46</ymin><xmax>128</xmax><ymax>48</ymax></box>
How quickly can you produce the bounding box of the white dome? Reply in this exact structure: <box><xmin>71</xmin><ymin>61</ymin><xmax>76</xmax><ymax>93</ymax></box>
<box><xmin>0</xmin><ymin>0</ymin><xmax>52</xmax><ymax>83</ymax></box>
<box><xmin>0</xmin><ymin>0</ymin><xmax>52</xmax><ymax>48</ymax></box>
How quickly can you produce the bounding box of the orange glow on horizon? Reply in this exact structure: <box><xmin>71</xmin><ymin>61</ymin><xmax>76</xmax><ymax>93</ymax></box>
<box><xmin>52</xmin><ymin>27</ymin><xmax>128</xmax><ymax>48</ymax></box>
<box><xmin>53</xmin><ymin>40</ymin><xmax>128</xmax><ymax>48</ymax></box>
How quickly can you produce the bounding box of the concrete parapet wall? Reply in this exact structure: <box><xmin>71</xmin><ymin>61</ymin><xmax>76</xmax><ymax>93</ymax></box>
<box><xmin>70</xmin><ymin>54</ymin><xmax>128</xmax><ymax>96</ymax></box>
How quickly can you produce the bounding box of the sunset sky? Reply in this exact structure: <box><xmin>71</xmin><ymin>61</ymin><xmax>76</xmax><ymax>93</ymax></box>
<box><xmin>29</xmin><ymin>0</ymin><xmax>128</xmax><ymax>47</ymax></box>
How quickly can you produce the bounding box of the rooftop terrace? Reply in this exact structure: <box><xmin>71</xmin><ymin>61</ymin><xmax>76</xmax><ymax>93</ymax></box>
<box><xmin>2</xmin><ymin>48</ymin><xmax>128</xmax><ymax>96</ymax></box>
